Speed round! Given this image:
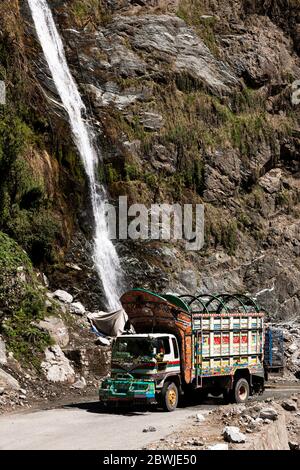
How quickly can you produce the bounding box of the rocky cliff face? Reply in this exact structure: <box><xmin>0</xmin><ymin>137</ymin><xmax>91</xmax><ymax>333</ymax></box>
<box><xmin>39</xmin><ymin>0</ymin><xmax>300</xmax><ymax>320</ymax></box>
<box><xmin>1</xmin><ymin>0</ymin><xmax>300</xmax><ymax>385</ymax></box>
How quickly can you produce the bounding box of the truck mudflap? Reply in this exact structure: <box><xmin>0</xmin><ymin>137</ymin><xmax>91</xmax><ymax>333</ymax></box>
<box><xmin>99</xmin><ymin>373</ymin><xmax>156</xmax><ymax>404</ymax></box>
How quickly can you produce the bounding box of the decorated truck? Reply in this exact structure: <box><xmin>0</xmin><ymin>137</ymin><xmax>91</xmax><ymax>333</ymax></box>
<box><xmin>99</xmin><ymin>289</ymin><xmax>267</xmax><ymax>411</ymax></box>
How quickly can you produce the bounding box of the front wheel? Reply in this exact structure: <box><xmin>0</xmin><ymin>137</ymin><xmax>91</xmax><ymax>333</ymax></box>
<box><xmin>233</xmin><ymin>378</ymin><xmax>250</xmax><ymax>404</ymax></box>
<box><xmin>161</xmin><ymin>382</ymin><xmax>179</xmax><ymax>412</ymax></box>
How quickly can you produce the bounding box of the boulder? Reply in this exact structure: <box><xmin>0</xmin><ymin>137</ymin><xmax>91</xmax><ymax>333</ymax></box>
<box><xmin>259</xmin><ymin>408</ymin><xmax>278</xmax><ymax>421</ymax></box>
<box><xmin>69</xmin><ymin>302</ymin><xmax>86</xmax><ymax>316</ymax></box>
<box><xmin>0</xmin><ymin>369</ymin><xmax>20</xmax><ymax>391</ymax></box>
<box><xmin>38</xmin><ymin>317</ymin><xmax>69</xmax><ymax>348</ymax></box>
<box><xmin>72</xmin><ymin>377</ymin><xmax>87</xmax><ymax>389</ymax></box>
<box><xmin>0</xmin><ymin>336</ymin><xmax>7</xmax><ymax>365</ymax></box>
<box><xmin>281</xmin><ymin>400</ymin><xmax>297</xmax><ymax>412</ymax></box>
<box><xmin>52</xmin><ymin>290</ymin><xmax>73</xmax><ymax>304</ymax></box>
<box><xmin>41</xmin><ymin>346</ymin><xmax>75</xmax><ymax>383</ymax></box>
<box><xmin>223</xmin><ymin>426</ymin><xmax>246</xmax><ymax>443</ymax></box>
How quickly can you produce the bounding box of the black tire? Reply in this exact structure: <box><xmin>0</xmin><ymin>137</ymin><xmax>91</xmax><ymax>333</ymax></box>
<box><xmin>233</xmin><ymin>378</ymin><xmax>250</xmax><ymax>404</ymax></box>
<box><xmin>161</xmin><ymin>382</ymin><xmax>179</xmax><ymax>412</ymax></box>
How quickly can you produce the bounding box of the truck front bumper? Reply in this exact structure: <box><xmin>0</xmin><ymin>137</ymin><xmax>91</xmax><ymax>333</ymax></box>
<box><xmin>99</xmin><ymin>377</ymin><xmax>156</xmax><ymax>405</ymax></box>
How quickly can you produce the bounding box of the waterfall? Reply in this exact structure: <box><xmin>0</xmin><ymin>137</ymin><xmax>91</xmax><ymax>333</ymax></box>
<box><xmin>27</xmin><ymin>0</ymin><xmax>123</xmax><ymax>311</ymax></box>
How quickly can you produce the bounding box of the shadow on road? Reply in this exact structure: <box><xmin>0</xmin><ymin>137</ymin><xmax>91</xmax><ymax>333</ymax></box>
<box><xmin>64</xmin><ymin>401</ymin><xmax>151</xmax><ymax>416</ymax></box>
<box><xmin>64</xmin><ymin>394</ymin><xmax>224</xmax><ymax>416</ymax></box>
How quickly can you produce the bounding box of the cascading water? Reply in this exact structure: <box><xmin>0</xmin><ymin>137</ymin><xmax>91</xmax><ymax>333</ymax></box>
<box><xmin>27</xmin><ymin>0</ymin><xmax>123</xmax><ymax>311</ymax></box>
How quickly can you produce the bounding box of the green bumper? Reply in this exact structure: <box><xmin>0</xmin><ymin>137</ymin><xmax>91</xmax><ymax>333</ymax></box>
<box><xmin>99</xmin><ymin>374</ymin><xmax>156</xmax><ymax>404</ymax></box>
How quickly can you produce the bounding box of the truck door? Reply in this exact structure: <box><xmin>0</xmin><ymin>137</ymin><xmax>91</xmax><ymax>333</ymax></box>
<box><xmin>157</xmin><ymin>337</ymin><xmax>180</xmax><ymax>373</ymax></box>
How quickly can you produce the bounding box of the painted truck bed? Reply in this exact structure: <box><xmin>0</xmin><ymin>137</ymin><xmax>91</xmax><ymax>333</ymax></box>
<box><xmin>192</xmin><ymin>313</ymin><xmax>264</xmax><ymax>379</ymax></box>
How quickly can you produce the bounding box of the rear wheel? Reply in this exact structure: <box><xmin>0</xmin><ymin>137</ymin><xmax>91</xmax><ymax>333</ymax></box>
<box><xmin>161</xmin><ymin>382</ymin><xmax>179</xmax><ymax>412</ymax></box>
<box><xmin>233</xmin><ymin>378</ymin><xmax>250</xmax><ymax>404</ymax></box>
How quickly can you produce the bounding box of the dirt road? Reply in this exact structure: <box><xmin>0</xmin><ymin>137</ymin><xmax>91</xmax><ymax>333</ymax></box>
<box><xmin>0</xmin><ymin>385</ymin><xmax>298</xmax><ymax>450</ymax></box>
<box><xmin>0</xmin><ymin>400</ymin><xmax>217</xmax><ymax>450</ymax></box>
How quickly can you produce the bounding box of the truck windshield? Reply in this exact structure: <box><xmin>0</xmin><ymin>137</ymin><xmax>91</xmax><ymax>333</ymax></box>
<box><xmin>112</xmin><ymin>337</ymin><xmax>156</xmax><ymax>361</ymax></box>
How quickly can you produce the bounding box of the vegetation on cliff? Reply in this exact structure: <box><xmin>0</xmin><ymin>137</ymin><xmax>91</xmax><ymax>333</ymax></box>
<box><xmin>0</xmin><ymin>231</ymin><xmax>52</xmax><ymax>366</ymax></box>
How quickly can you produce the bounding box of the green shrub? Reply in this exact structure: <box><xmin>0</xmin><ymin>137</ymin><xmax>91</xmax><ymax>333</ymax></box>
<box><xmin>7</xmin><ymin>208</ymin><xmax>60</xmax><ymax>263</ymax></box>
<box><xmin>124</xmin><ymin>163</ymin><xmax>141</xmax><ymax>182</ymax></box>
<box><xmin>2</xmin><ymin>287</ymin><xmax>52</xmax><ymax>367</ymax></box>
<box><xmin>0</xmin><ymin>232</ymin><xmax>51</xmax><ymax>367</ymax></box>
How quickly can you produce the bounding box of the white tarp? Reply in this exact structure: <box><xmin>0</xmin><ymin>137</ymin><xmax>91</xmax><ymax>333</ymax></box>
<box><xmin>87</xmin><ymin>308</ymin><xmax>134</xmax><ymax>338</ymax></box>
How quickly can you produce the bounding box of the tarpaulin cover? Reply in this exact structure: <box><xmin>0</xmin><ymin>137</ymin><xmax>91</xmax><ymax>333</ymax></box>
<box><xmin>87</xmin><ymin>309</ymin><xmax>134</xmax><ymax>338</ymax></box>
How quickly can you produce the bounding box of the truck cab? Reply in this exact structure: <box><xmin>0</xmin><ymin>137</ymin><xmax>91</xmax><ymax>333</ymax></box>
<box><xmin>99</xmin><ymin>333</ymin><xmax>181</xmax><ymax>411</ymax></box>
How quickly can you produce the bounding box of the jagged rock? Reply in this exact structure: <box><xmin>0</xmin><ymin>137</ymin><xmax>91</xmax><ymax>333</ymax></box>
<box><xmin>259</xmin><ymin>169</ymin><xmax>282</xmax><ymax>194</ymax></box>
<box><xmin>139</xmin><ymin>112</ymin><xmax>164</xmax><ymax>131</ymax></box>
<box><xmin>178</xmin><ymin>270</ymin><xmax>197</xmax><ymax>292</ymax></box>
<box><xmin>223</xmin><ymin>426</ymin><xmax>246</xmax><ymax>443</ymax></box>
<box><xmin>72</xmin><ymin>377</ymin><xmax>87</xmax><ymax>389</ymax></box>
<box><xmin>52</xmin><ymin>290</ymin><xmax>73</xmax><ymax>304</ymax></box>
<box><xmin>0</xmin><ymin>336</ymin><xmax>7</xmax><ymax>366</ymax></box>
<box><xmin>191</xmin><ymin>439</ymin><xmax>204</xmax><ymax>446</ymax></box>
<box><xmin>41</xmin><ymin>346</ymin><xmax>75</xmax><ymax>383</ymax></box>
<box><xmin>0</xmin><ymin>369</ymin><xmax>20</xmax><ymax>391</ymax></box>
<box><xmin>204</xmin><ymin>167</ymin><xmax>237</xmax><ymax>203</ymax></box>
<box><xmin>281</xmin><ymin>400</ymin><xmax>297</xmax><ymax>412</ymax></box>
<box><xmin>85</xmin><ymin>83</ymin><xmax>141</xmax><ymax>110</ymax></box>
<box><xmin>69</xmin><ymin>302</ymin><xmax>86</xmax><ymax>316</ymax></box>
<box><xmin>259</xmin><ymin>408</ymin><xmax>278</xmax><ymax>421</ymax></box>
<box><xmin>143</xmin><ymin>426</ymin><xmax>157</xmax><ymax>432</ymax></box>
<box><xmin>69</xmin><ymin>14</ymin><xmax>237</xmax><ymax>93</ymax></box>
<box><xmin>289</xmin><ymin>441</ymin><xmax>300</xmax><ymax>450</ymax></box>
<box><xmin>196</xmin><ymin>413</ymin><xmax>206</xmax><ymax>422</ymax></box>
<box><xmin>65</xmin><ymin>263</ymin><xmax>82</xmax><ymax>271</ymax></box>
<box><xmin>38</xmin><ymin>317</ymin><xmax>69</xmax><ymax>348</ymax></box>
<box><xmin>288</xmin><ymin>343</ymin><xmax>298</xmax><ymax>354</ymax></box>
<box><xmin>223</xmin><ymin>15</ymin><xmax>297</xmax><ymax>88</ymax></box>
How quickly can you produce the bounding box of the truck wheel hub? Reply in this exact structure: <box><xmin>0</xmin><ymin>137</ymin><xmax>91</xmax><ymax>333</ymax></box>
<box><xmin>238</xmin><ymin>385</ymin><xmax>247</xmax><ymax>400</ymax></box>
<box><xmin>168</xmin><ymin>389</ymin><xmax>177</xmax><ymax>406</ymax></box>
